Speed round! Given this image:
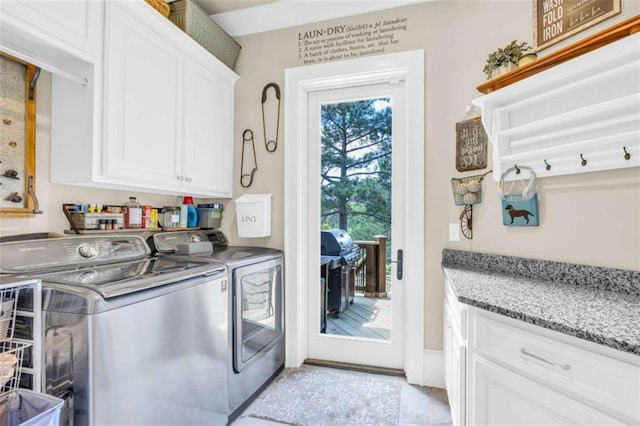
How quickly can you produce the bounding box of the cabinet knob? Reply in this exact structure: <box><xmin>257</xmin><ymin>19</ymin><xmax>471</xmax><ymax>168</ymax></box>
<box><xmin>177</xmin><ymin>176</ymin><xmax>183</xmax><ymax>181</ymax></box>
<box><xmin>185</xmin><ymin>177</ymin><xmax>192</xmax><ymax>182</ymax></box>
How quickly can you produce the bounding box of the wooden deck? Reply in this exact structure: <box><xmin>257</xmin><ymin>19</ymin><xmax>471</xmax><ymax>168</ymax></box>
<box><xmin>325</xmin><ymin>295</ymin><xmax>391</xmax><ymax>340</ymax></box>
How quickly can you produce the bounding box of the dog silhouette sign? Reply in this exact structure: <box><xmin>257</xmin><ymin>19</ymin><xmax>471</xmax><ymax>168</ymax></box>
<box><xmin>501</xmin><ymin>194</ymin><xmax>539</xmax><ymax>226</ymax></box>
<box><xmin>498</xmin><ymin>165</ymin><xmax>539</xmax><ymax>226</ymax></box>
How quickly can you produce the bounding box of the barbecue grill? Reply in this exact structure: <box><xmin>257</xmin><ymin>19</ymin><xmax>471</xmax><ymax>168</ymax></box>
<box><xmin>320</xmin><ymin>230</ymin><xmax>361</xmax><ymax>315</ymax></box>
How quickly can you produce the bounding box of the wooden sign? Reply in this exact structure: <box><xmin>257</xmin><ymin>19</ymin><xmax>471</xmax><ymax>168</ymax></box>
<box><xmin>534</xmin><ymin>0</ymin><xmax>621</xmax><ymax>51</ymax></box>
<box><xmin>456</xmin><ymin>117</ymin><xmax>487</xmax><ymax>172</ymax></box>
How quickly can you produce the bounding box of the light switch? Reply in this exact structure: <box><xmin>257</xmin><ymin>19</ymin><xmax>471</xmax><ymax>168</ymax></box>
<box><xmin>449</xmin><ymin>223</ymin><xmax>460</xmax><ymax>242</ymax></box>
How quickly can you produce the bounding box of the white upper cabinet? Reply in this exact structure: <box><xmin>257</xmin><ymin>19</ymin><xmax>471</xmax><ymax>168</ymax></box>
<box><xmin>0</xmin><ymin>0</ymin><xmax>101</xmax><ymax>81</ymax></box>
<box><xmin>102</xmin><ymin>1</ymin><xmax>183</xmax><ymax>191</ymax></box>
<box><xmin>473</xmin><ymin>31</ymin><xmax>640</xmax><ymax>181</ymax></box>
<box><xmin>50</xmin><ymin>0</ymin><xmax>238</xmax><ymax>197</ymax></box>
<box><xmin>182</xmin><ymin>56</ymin><xmax>234</xmax><ymax>197</ymax></box>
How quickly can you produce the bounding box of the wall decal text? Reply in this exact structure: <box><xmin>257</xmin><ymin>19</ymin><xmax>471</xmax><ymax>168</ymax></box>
<box><xmin>296</xmin><ymin>18</ymin><xmax>408</xmax><ymax>64</ymax></box>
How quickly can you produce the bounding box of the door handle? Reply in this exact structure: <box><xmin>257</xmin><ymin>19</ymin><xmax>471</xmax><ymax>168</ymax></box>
<box><xmin>390</xmin><ymin>249</ymin><xmax>403</xmax><ymax>280</ymax></box>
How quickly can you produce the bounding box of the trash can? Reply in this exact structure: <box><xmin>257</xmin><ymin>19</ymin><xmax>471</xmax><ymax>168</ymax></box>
<box><xmin>0</xmin><ymin>390</ymin><xmax>63</xmax><ymax>426</ymax></box>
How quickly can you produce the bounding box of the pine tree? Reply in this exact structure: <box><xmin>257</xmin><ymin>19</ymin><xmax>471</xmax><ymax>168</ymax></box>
<box><xmin>321</xmin><ymin>98</ymin><xmax>391</xmax><ymax>242</ymax></box>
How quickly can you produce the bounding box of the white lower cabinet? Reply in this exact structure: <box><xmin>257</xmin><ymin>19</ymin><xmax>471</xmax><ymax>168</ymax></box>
<box><xmin>470</xmin><ymin>356</ymin><xmax>622</xmax><ymax>425</ymax></box>
<box><xmin>51</xmin><ymin>0</ymin><xmax>238</xmax><ymax>197</ymax></box>
<box><xmin>443</xmin><ymin>280</ymin><xmax>466</xmax><ymax>426</ymax></box>
<box><xmin>466</xmin><ymin>308</ymin><xmax>640</xmax><ymax>425</ymax></box>
<box><xmin>443</xmin><ymin>279</ymin><xmax>640</xmax><ymax>426</ymax></box>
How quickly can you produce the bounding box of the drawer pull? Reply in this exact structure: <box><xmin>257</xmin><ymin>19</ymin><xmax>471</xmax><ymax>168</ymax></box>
<box><xmin>521</xmin><ymin>348</ymin><xmax>571</xmax><ymax>371</ymax></box>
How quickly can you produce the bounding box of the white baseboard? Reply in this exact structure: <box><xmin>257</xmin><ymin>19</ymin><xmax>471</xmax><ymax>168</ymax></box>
<box><xmin>423</xmin><ymin>349</ymin><xmax>445</xmax><ymax>388</ymax></box>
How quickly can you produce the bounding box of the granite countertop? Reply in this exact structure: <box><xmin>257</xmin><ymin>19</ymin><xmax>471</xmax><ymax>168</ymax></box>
<box><xmin>442</xmin><ymin>249</ymin><xmax>640</xmax><ymax>356</ymax></box>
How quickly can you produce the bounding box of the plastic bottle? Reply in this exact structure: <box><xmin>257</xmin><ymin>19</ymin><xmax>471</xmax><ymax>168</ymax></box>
<box><xmin>182</xmin><ymin>196</ymin><xmax>198</xmax><ymax>228</ymax></box>
<box><xmin>124</xmin><ymin>196</ymin><xmax>143</xmax><ymax>229</ymax></box>
<box><xmin>178</xmin><ymin>205</ymin><xmax>188</xmax><ymax>228</ymax></box>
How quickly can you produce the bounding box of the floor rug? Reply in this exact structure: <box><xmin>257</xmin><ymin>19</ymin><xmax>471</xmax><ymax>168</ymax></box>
<box><xmin>249</xmin><ymin>364</ymin><xmax>402</xmax><ymax>426</ymax></box>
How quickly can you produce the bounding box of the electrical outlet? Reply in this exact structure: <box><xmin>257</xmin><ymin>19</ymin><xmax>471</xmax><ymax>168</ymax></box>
<box><xmin>449</xmin><ymin>223</ymin><xmax>460</xmax><ymax>242</ymax></box>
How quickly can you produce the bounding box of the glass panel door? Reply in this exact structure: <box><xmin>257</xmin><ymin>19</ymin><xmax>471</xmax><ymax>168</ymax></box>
<box><xmin>233</xmin><ymin>259</ymin><xmax>283</xmax><ymax>373</ymax></box>
<box><xmin>307</xmin><ymin>80</ymin><xmax>405</xmax><ymax>369</ymax></box>
<box><xmin>320</xmin><ymin>96</ymin><xmax>392</xmax><ymax>340</ymax></box>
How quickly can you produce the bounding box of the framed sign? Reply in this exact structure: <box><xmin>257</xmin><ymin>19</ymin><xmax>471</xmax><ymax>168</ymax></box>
<box><xmin>534</xmin><ymin>0</ymin><xmax>621</xmax><ymax>51</ymax></box>
<box><xmin>455</xmin><ymin>117</ymin><xmax>487</xmax><ymax>172</ymax></box>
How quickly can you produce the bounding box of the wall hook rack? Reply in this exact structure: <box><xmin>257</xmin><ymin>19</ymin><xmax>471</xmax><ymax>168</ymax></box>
<box><xmin>544</xmin><ymin>159</ymin><xmax>551</xmax><ymax>171</ymax></box>
<box><xmin>623</xmin><ymin>146</ymin><xmax>631</xmax><ymax>160</ymax></box>
<box><xmin>472</xmin><ymin>24</ymin><xmax>640</xmax><ymax>181</ymax></box>
<box><xmin>580</xmin><ymin>154</ymin><xmax>588</xmax><ymax>167</ymax></box>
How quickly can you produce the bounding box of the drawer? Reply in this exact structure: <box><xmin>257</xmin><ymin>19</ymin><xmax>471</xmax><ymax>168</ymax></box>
<box><xmin>472</xmin><ymin>311</ymin><xmax>640</xmax><ymax>423</ymax></box>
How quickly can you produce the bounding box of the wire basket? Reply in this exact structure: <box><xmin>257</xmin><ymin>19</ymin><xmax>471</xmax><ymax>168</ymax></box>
<box><xmin>0</xmin><ymin>289</ymin><xmax>18</xmax><ymax>342</ymax></box>
<box><xmin>450</xmin><ymin>171</ymin><xmax>491</xmax><ymax>206</ymax></box>
<box><xmin>0</xmin><ymin>341</ymin><xmax>29</xmax><ymax>396</ymax></box>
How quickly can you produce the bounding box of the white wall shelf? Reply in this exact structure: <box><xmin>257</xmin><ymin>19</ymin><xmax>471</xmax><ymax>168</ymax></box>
<box><xmin>473</xmin><ymin>30</ymin><xmax>640</xmax><ymax>181</ymax></box>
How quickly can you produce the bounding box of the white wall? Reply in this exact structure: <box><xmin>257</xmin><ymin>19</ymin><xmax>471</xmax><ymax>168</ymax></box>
<box><xmin>230</xmin><ymin>0</ymin><xmax>640</xmax><ymax>351</ymax></box>
<box><xmin>2</xmin><ymin>1</ymin><xmax>637</xmax><ymax>352</ymax></box>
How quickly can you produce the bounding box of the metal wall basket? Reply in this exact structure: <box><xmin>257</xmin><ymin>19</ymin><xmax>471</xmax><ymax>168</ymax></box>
<box><xmin>450</xmin><ymin>171</ymin><xmax>492</xmax><ymax>240</ymax></box>
<box><xmin>450</xmin><ymin>173</ymin><xmax>488</xmax><ymax>206</ymax></box>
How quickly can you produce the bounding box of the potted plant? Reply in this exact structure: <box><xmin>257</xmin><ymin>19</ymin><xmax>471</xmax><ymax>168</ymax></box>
<box><xmin>483</xmin><ymin>40</ymin><xmax>533</xmax><ymax>79</ymax></box>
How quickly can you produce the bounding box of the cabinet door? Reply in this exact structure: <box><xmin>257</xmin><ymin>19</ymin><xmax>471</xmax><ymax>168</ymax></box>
<box><xmin>0</xmin><ymin>0</ymin><xmax>101</xmax><ymax>61</ymax></box>
<box><xmin>470</xmin><ymin>356</ymin><xmax>621</xmax><ymax>425</ymax></box>
<box><xmin>444</xmin><ymin>301</ymin><xmax>466</xmax><ymax>426</ymax></box>
<box><xmin>103</xmin><ymin>2</ymin><xmax>183</xmax><ymax>191</ymax></box>
<box><xmin>183</xmin><ymin>57</ymin><xmax>234</xmax><ymax>197</ymax></box>
<box><xmin>443</xmin><ymin>303</ymin><xmax>453</xmax><ymax>392</ymax></box>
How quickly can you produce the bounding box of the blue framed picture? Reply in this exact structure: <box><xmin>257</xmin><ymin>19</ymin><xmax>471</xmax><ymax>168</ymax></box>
<box><xmin>501</xmin><ymin>194</ymin><xmax>539</xmax><ymax>226</ymax></box>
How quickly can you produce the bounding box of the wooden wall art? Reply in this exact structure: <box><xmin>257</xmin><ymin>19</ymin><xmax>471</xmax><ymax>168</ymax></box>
<box><xmin>0</xmin><ymin>53</ymin><xmax>41</xmax><ymax>217</ymax></box>
<box><xmin>455</xmin><ymin>116</ymin><xmax>488</xmax><ymax>172</ymax></box>
<box><xmin>534</xmin><ymin>0</ymin><xmax>621</xmax><ymax>51</ymax></box>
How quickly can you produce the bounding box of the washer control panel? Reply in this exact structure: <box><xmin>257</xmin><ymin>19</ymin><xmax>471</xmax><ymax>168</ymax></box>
<box><xmin>0</xmin><ymin>235</ymin><xmax>150</xmax><ymax>273</ymax></box>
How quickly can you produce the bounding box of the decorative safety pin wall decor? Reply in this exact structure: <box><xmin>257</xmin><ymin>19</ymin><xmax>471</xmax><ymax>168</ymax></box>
<box><xmin>261</xmin><ymin>82</ymin><xmax>281</xmax><ymax>153</ymax></box>
<box><xmin>240</xmin><ymin>129</ymin><xmax>258</xmax><ymax>188</ymax></box>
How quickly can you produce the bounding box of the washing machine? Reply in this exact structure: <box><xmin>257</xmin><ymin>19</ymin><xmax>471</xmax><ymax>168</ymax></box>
<box><xmin>0</xmin><ymin>234</ymin><xmax>229</xmax><ymax>425</ymax></box>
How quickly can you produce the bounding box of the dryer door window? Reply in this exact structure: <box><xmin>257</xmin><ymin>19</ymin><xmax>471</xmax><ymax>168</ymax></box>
<box><xmin>233</xmin><ymin>258</ymin><xmax>283</xmax><ymax>373</ymax></box>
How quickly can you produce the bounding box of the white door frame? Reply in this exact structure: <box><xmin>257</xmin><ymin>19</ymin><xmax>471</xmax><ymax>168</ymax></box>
<box><xmin>283</xmin><ymin>50</ymin><xmax>425</xmax><ymax>384</ymax></box>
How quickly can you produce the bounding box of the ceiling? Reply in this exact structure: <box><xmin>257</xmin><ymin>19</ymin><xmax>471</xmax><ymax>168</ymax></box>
<box><xmin>193</xmin><ymin>0</ymin><xmax>278</xmax><ymax>14</ymax></box>
<box><xmin>191</xmin><ymin>0</ymin><xmax>430</xmax><ymax>37</ymax></box>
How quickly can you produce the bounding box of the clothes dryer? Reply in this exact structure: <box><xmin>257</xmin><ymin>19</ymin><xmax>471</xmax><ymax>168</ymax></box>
<box><xmin>150</xmin><ymin>231</ymin><xmax>285</xmax><ymax>421</ymax></box>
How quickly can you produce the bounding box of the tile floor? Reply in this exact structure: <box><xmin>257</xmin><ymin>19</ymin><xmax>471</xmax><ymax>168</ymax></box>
<box><xmin>231</xmin><ymin>365</ymin><xmax>453</xmax><ymax>426</ymax></box>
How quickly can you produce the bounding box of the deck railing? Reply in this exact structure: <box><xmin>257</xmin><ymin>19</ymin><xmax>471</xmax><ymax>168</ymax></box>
<box><xmin>353</xmin><ymin>235</ymin><xmax>387</xmax><ymax>298</ymax></box>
